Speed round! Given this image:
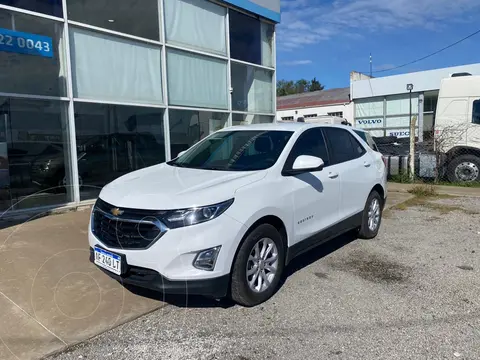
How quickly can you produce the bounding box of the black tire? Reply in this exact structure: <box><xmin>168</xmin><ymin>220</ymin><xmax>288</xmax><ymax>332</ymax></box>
<box><xmin>446</xmin><ymin>155</ymin><xmax>480</xmax><ymax>183</ymax></box>
<box><xmin>358</xmin><ymin>190</ymin><xmax>383</xmax><ymax>239</ymax></box>
<box><xmin>230</xmin><ymin>224</ymin><xmax>285</xmax><ymax>307</ymax></box>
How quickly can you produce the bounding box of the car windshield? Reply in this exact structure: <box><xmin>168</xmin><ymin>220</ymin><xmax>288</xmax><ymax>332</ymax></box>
<box><xmin>167</xmin><ymin>130</ymin><xmax>293</xmax><ymax>171</ymax></box>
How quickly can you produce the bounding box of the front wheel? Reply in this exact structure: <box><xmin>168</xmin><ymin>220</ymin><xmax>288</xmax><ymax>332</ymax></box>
<box><xmin>358</xmin><ymin>190</ymin><xmax>383</xmax><ymax>239</ymax></box>
<box><xmin>447</xmin><ymin>155</ymin><xmax>480</xmax><ymax>183</ymax></box>
<box><xmin>230</xmin><ymin>224</ymin><xmax>285</xmax><ymax>307</ymax></box>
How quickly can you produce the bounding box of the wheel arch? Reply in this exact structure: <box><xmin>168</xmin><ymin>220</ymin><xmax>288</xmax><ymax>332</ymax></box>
<box><xmin>371</xmin><ymin>183</ymin><xmax>386</xmax><ymax>205</ymax></box>
<box><xmin>446</xmin><ymin>146</ymin><xmax>480</xmax><ymax>161</ymax></box>
<box><xmin>229</xmin><ymin>214</ymin><xmax>288</xmax><ymax>274</ymax></box>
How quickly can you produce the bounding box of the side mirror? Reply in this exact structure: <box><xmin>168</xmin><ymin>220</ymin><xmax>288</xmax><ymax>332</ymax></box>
<box><xmin>283</xmin><ymin>155</ymin><xmax>324</xmax><ymax>176</ymax></box>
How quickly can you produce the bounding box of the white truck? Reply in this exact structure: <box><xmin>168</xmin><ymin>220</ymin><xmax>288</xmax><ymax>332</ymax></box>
<box><xmin>434</xmin><ymin>74</ymin><xmax>480</xmax><ymax>182</ymax></box>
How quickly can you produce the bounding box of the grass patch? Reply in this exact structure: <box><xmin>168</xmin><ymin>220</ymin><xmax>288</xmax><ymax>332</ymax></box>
<box><xmin>389</xmin><ymin>171</ymin><xmax>412</xmax><ymax>184</ymax></box>
<box><xmin>385</xmin><ymin>191</ymin><xmax>477</xmax><ymax>217</ymax></box>
<box><xmin>433</xmin><ymin>181</ymin><xmax>480</xmax><ymax>188</ymax></box>
<box><xmin>407</xmin><ymin>184</ymin><xmax>437</xmax><ymax>197</ymax></box>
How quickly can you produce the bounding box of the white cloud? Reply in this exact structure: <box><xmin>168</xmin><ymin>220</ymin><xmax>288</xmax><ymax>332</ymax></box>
<box><xmin>277</xmin><ymin>0</ymin><xmax>480</xmax><ymax>51</ymax></box>
<box><xmin>282</xmin><ymin>60</ymin><xmax>313</xmax><ymax>65</ymax></box>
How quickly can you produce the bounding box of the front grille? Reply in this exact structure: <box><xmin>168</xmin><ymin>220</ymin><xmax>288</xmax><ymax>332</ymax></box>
<box><xmin>92</xmin><ymin>199</ymin><xmax>166</xmax><ymax>250</ymax></box>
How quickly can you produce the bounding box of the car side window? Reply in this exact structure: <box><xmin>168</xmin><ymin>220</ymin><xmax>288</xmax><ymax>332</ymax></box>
<box><xmin>284</xmin><ymin>128</ymin><xmax>330</xmax><ymax>170</ymax></box>
<box><xmin>324</xmin><ymin>128</ymin><xmax>366</xmax><ymax>165</ymax></box>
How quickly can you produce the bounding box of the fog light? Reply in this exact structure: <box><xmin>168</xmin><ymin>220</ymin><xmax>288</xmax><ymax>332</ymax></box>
<box><xmin>193</xmin><ymin>246</ymin><xmax>221</xmax><ymax>271</ymax></box>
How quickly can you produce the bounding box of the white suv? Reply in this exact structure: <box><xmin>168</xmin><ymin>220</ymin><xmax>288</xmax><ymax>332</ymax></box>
<box><xmin>89</xmin><ymin>123</ymin><xmax>387</xmax><ymax>306</ymax></box>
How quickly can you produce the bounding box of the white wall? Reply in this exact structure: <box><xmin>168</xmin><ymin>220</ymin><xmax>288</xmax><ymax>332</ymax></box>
<box><xmin>276</xmin><ymin>102</ymin><xmax>354</xmax><ymax>123</ymax></box>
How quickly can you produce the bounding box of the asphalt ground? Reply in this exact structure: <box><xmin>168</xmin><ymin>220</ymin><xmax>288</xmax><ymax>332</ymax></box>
<box><xmin>50</xmin><ymin>194</ymin><xmax>480</xmax><ymax>360</ymax></box>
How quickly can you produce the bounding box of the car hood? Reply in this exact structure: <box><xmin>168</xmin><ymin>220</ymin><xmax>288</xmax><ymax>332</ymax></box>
<box><xmin>98</xmin><ymin>163</ymin><xmax>267</xmax><ymax>210</ymax></box>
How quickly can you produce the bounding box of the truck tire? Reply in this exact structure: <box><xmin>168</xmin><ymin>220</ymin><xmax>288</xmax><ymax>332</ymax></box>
<box><xmin>447</xmin><ymin>155</ymin><xmax>480</xmax><ymax>183</ymax></box>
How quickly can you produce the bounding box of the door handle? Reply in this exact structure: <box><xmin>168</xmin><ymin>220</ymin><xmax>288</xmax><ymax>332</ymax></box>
<box><xmin>364</xmin><ymin>161</ymin><xmax>371</xmax><ymax>167</ymax></box>
<box><xmin>328</xmin><ymin>172</ymin><xmax>339</xmax><ymax>179</ymax></box>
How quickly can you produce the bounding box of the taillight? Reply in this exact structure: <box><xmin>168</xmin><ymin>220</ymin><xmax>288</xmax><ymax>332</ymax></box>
<box><xmin>381</xmin><ymin>155</ymin><xmax>387</xmax><ymax>167</ymax></box>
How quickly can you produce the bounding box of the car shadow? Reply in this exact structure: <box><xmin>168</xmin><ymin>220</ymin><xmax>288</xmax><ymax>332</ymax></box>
<box><xmin>124</xmin><ymin>284</ymin><xmax>236</xmax><ymax>309</ymax></box>
<box><xmin>124</xmin><ymin>230</ymin><xmax>358</xmax><ymax>309</ymax></box>
<box><xmin>295</xmin><ymin>173</ymin><xmax>324</xmax><ymax>192</ymax></box>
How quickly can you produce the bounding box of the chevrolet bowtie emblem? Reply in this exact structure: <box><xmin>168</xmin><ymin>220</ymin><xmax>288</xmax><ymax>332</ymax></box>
<box><xmin>110</xmin><ymin>208</ymin><xmax>124</xmax><ymax>216</ymax></box>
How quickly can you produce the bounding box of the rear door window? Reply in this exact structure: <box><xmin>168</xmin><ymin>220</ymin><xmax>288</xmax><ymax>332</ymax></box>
<box><xmin>324</xmin><ymin>127</ymin><xmax>366</xmax><ymax>165</ymax></box>
<box><xmin>354</xmin><ymin>129</ymin><xmax>379</xmax><ymax>152</ymax></box>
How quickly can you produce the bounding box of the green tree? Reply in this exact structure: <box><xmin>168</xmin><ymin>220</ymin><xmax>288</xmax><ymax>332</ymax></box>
<box><xmin>295</xmin><ymin>79</ymin><xmax>310</xmax><ymax>93</ymax></box>
<box><xmin>276</xmin><ymin>80</ymin><xmax>296</xmax><ymax>96</ymax></box>
<box><xmin>277</xmin><ymin>78</ymin><xmax>326</xmax><ymax>96</ymax></box>
<box><xmin>309</xmin><ymin>77</ymin><xmax>324</xmax><ymax>92</ymax></box>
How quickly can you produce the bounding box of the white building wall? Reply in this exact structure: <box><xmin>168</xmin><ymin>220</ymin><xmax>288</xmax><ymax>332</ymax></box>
<box><xmin>351</xmin><ymin>63</ymin><xmax>480</xmax><ymax>100</ymax></box>
<box><xmin>276</xmin><ymin>102</ymin><xmax>354</xmax><ymax>123</ymax></box>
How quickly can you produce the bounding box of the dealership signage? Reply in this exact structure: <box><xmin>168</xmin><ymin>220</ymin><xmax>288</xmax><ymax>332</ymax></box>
<box><xmin>386</xmin><ymin>129</ymin><xmax>418</xmax><ymax>138</ymax></box>
<box><xmin>388</xmin><ymin>130</ymin><xmax>410</xmax><ymax>137</ymax></box>
<box><xmin>356</xmin><ymin>118</ymin><xmax>383</xmax><ymax>128</ymax></box>
<box><xmin>0</xmin><ymin>28</ymin><xmax>53</xmax><ymax>58</ymax></box>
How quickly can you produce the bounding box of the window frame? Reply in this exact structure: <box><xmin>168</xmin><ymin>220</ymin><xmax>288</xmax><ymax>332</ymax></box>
<box><xmin>282</xmin><ymin>127</ymin><xmax>331</xmax><ymax>174</ymax></box>
<box><xmin>323</xmin><ymin>127</ymin><xmax>367</xmax><ymax>165</ymax></box>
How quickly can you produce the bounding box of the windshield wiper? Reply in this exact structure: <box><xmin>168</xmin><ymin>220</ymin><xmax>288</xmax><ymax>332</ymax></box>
<box><xmin>167</xmin><ymin>161</ymin><xmax>187</xmax><ymax>168</ymax></box>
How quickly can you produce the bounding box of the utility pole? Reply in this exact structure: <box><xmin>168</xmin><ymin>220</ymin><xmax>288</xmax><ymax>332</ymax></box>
<box><xmin>369</xmin><ymin>53</ymin><xmax>372</xmax><ymax>77</ymax></box>
<box><xmin>407</xmin><ymin>83</ymin><xmax>415</xmax><ymax>181</ymax></box>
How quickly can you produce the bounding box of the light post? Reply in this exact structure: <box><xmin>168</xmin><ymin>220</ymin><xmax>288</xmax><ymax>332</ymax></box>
<box><xmin>407</xmin><ymin>83</ymin><xmax>415</xmax><ymax>181</ymax></box>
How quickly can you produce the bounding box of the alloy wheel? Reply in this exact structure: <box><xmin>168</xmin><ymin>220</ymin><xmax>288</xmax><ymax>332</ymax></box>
<box><xmin>246</xmin><ymin>237</ymin><xmax>279</xmax><ymax>293</ymax></box>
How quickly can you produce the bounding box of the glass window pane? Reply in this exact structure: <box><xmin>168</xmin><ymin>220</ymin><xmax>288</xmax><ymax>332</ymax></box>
<box><xmin>229</xmin><ymin>10</ymin><xmax>261</xmax><ymax>65</ymax></box>
<box><xmin>386</xmin><ymin>94</ymin><xmax>418</xmax><ymax>115</ymax></box>
<box><xmin>66</xmin><ymin>0</ymin><xmax>159</xmax><ymax>40</ymax></box>
<box><xmin>231</xmin><ymin>63</ymin><xmax>273</xmax><ymax>113</ymax></box>
<box><xmin>355</xmin><ymin>98</ymin><xmax>384</xmax><ymax>117</ymax></box>
<box><xmin>0</xmin><ymin>10</ymin><xmax>67</xmax><ymax>96</ymax></box>
<box><xmin>74</xmin><ymin>102</ymin><xmax>166</xmax><ymax>201</ymax></box>
<box><xmin>164</xmin><ymin>0</ymin><xmax>226</xmax><ymax>55</ymax></box>
<box><xmin>232</xmin><ymin>114</ymin><xmax>273</xmax><ymax>126</ymax></box>
<box><xmin>167</xmin><ymin>49</ymin><xmax>228</xmax><ymax>109</ymax></box>
<box><xmin>0</xmin><ymin>0</ymin><xmax>63</xmax><ymax>17</ymax></box>
<box><xmin>286</xmin><ymin>129</ymin><xmax>329</xmax><ymax>167</ymax></box>
<box><xmin>261</xmin><ymin>22</ymin><xmax>274</xmax><ymax>67</ymax></box>
<box><xmin>324</xmin><ymin>128</ymin><xmax>360</xmax><ymax>164</ymax></box>
<box><xmin>169</xmin><ymin>109</ymin><xmax>228</xmax><ymax>158</ymax></box>
<box><xmin>70</xmin><ymin>27</ymin><xmax>162</xmax><ymax>104</ymax></box>
<box><xmin>0</xmin><ymin>98</ymin><xmax>72</xmax><ymax>211</ymax></box>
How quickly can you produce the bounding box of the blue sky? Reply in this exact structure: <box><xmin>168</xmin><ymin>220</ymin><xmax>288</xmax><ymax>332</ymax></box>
<box><xmin>276</xmin><ymin>0</ymin><xmax>480</xmax><ymax>89</ymax></box>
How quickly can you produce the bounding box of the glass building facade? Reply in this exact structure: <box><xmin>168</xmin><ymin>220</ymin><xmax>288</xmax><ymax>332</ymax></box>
<box><xmin>0</xmin><ymin>0</ymin><xmax>277</xmax><ymax>212</ymax></box>
<box><xmin>354</xmin><ymin>94</ymin><xmax>421</xmax><ymax>138</ymax></box>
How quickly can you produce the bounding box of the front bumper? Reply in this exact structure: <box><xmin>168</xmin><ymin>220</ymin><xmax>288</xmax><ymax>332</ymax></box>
<box><xmin>89</xmin><ymin>248</ymin><xmax>229</xmax><ymax>298</ymax></box>
<box><xmin>88</xmin><ymin>207</ymin><xmax>247</xmax><ymax>298</ymax></box>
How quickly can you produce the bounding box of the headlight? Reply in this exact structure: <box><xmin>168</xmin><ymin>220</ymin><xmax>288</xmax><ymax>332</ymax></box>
<box><xmin>161</xmin><ymin>198</ymin><xmax>234</xmax><ymax>229</ymax></box>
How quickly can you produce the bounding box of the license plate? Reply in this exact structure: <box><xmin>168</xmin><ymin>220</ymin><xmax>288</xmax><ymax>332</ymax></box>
<box><xmin>94</xmin><ymin>247</ymin><xmax>122</xmax><ymax>275</ymax></box>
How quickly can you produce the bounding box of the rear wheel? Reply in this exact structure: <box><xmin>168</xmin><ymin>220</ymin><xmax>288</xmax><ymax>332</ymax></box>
<box><xmin>358</xmin><ymin>190</ymin><xmax>383</xmax><ymax>239</ymax></box>
<box><xmin>230</xmin><ymin>224</ymin><xmax>285</xmax><ymax>307</ymax></box>
<box><xmin>447</xmin><ymin>155</ymin><xmax>480</xmax><ymax>183</ymax></box>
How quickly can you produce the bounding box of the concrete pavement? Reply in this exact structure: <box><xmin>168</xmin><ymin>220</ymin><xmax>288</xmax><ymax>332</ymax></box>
<box><xmin>0</xmin><ymin>190</ymin><xmax>413</xmax><ymax>360</ymax></box>
<box><xmin>0</xmin><ymin>208</ymin><xmax>165</xmax><ymax>360</ymax></box>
